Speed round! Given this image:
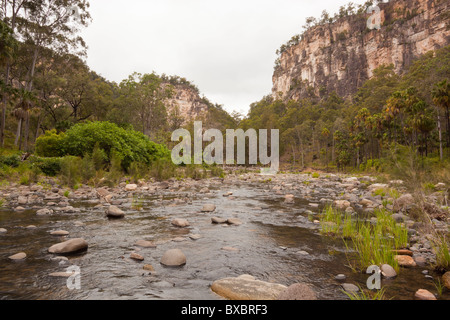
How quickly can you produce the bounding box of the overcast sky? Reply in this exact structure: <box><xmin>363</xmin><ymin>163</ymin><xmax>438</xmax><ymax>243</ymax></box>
<box><xmin>81</xmin><ymin>0</ymin><xmax>368</xmax><ymax>115</ymax></box>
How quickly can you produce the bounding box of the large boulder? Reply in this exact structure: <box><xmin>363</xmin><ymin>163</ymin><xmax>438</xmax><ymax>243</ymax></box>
<box><xmin>278</xmin><ymin>283</ymin><xmax>317</xmax><ymax>300</ymax></box>
<box><xmin>211</xmin><ymin>275</ymin><xmax>287</xmax><ymax>300</ymax></box>
<box><xmin>48</xmin><ymin>238</ymin><xmax>88</xmax><ymax>254</ymax></box>
<box><xmin>160</xmin><ymin>249</ymin><xmax>186</xmax><ymax>267</ymax></box>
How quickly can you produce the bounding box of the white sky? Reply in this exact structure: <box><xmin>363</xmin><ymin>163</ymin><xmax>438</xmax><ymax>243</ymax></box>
<box><xmin>81</xmin><ymin>0</ymin><xmax>368</xmax><ymax>115</ymax></box>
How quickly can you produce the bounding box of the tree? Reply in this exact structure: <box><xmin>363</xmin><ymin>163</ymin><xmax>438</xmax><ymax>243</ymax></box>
<box><xmin>0</xmin><ymin>17</ymin><xmax>19</xmax><ymax>146</ymax></box>
<box><xmin>432</xmin><ymin>80</ymin><xmax>450</xmax><ymax>149</ymax></box>
<box><xmin>10</xmin><ymin>0</ymin><xmax>91</xmax><ymax>148</ymax></box>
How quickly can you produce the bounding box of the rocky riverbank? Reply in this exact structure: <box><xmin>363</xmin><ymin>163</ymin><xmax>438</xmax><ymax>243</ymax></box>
<box><xmin>0</xmin><ymin>172</ymin><xmax>449</xmax><ymax>300</ymax></box>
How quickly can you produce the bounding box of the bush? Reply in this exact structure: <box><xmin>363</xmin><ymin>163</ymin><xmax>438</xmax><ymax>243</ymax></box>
<box><xmin>28</xmin><ymin>156</ymin><xmax>62</xmax><ymax>176</ymax></box>
<box><xmin>36</xmin><ymin>122</ymin><xmax>170</xmax><ymax>171</ymax></box>
<box><xmin>149</xmin><ymin>158</ymin><xmax>177</xmax><ymax>181</ymax></box>
<box><xmin>81</xmin><ymin>154</ymin><xmax>96</xmax><ymax>183</ymax></box>
<box><xmin>62</xmin><ymin>121</ymin><xmax>170</xmax><ymax>170</ymax></box>
<box><xmin>0</xmin><ymin>154</ymin><xmax>21</xmax><ymax>167</ymax></box>
<box><xmin>35</xmin><ymin>129</ymin><xmax>66</xmax><ymax>157</ymax></box>
<box><xmin>59</xmin><ymin>156</ymin><xmax>82</xmax><ymax>188</ymax></box>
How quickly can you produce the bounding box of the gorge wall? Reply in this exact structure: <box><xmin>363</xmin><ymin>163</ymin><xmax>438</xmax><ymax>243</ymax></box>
<box><xmin>272</xmin><ymin>0</ymin><xmax>450</xmax><ymax>101</ymax></box>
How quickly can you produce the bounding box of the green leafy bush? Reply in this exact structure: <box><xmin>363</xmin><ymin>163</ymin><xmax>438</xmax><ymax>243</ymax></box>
<box><xmin>28</xmin><ymin>156</ymin><xmax>62</xmax><ymax>176</ymax></box>
<box><xmin>35</xmin><ymin>129</ymin><xmax>66</xmax><ymax>157</ymax></box>
<box><xmin>36</xmin><ymin>122</ymin><xmax>170</xmax><ymax>170</ymax></box>
<box><xmin>0</xmin><ymin>154</ymin><xmax>21</xmax><ymax>167</ymax></box>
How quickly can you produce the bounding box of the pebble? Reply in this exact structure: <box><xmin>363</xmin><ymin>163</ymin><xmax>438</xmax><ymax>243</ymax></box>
<box><xmin>0</xmin><ymin>228</ymin><xmax>7</xmax><ymax>233</ymax></box>
<box><xmin>335</xmin><ymin>274</ymin><xmax>346</xmax><ymax>281</ymax></box>
<box><xmin>50</xmin><ymin>230</ymin><xmax>69</xmax><ymax>236</ymax></box>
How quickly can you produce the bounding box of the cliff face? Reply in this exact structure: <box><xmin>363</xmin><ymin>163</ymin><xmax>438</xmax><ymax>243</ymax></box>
<box><xmin>272</xmin><ymin>0</ymin><xmax>450</xmax><ymax>101</ymax></box>
<box><xmin>166</xmin><ymin>84</ymin><xmax>209</xmax><ymax>123</ymax></box>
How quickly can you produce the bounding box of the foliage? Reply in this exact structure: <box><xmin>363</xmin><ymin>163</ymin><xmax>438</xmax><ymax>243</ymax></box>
<box><xmin>35</xmin><ymin>129</ymin><xmax>66</xmax><ymax>157</ymax></box>
<box><xmin>36</xmin><ymin>121</ymin><xmax>170</xmax><ymax>170</ymax></box>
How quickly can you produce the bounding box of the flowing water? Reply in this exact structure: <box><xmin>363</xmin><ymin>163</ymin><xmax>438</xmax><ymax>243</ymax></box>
<box><xmin>0</xmin><ymin>179</ymin><xmax>447</xmax><ymax>300</ymax></box>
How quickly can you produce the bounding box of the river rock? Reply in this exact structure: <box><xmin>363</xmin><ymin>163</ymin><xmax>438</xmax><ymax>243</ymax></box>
<box><xmin>107</xmin><ymin>205</ymin><xmax>125</xmax><ymax>218</ymax></box>
<box><xmin>284</xmin><ymin>194</ymin><xmax>295</xmax><ymax>204</ymax></box>
<box><xmin>415</xmin><ymin>289</ymin><xmax>436</xmax><ymax>300</ymax></box>
<box><xmin>442</xmin><ymin>272</ymin><xmax>450</xmax><ymax>290</ymax></box>
<box><xmin>125</xmin><ymin>184</ymin><xmax>138</xmax><ymax>191</ymax></box>
<box><xmin>96</xmin><ymin>188</ymin><xmax>110</xmax><ymax>198</ymax></box>
<box><xmin>143</xmin><ymin>264</ymin><xmax>155</xmax><ymax>272</ymax></box>
<box><xmin>8</xmin><ymin>252</ymin><xmax>26</xmax><ymax>260</ymax></box>
<box><xmin>395</xmin><ymin>255</ymin><xmax>417</xmax><ymax>267</ymax></box>
<box><xmin>135</xmin><ymin>240</ymin><xmax>157</xmax><ymax>248</ymax></box>
<box><xmin>334</xmin><ymin>200</ymin><xmax>350</xmax><ymax>210</ymax></box>
<box><xmin>212</xmin><ymin>217</ymin><xmax>227</xmax><ymax>224</ymax></box>
<box><xmin>381</xmin><ymin>264</ymin><xmax>397</xmax><ymax>278</ymax></box>
<box><xmin>227</xmin><ymin>218</ymin><xmax>243</xmax><ymax>226</ymax></box>
<box><xmin>171</xmin><ymin>218</ymin><xmax>190</xmax><ymax>228</ymax></box>
<box><xmin>130</xmin><ymin>252</ymin><xmax>144</xmax><ymax>261</ymax></box>
<box><xmin>211</xmin><ymin>276</ymin><xmax>287</xmax><ymax>300</ymax></box>
<box><xmin>50</xmin><ymin>230</ymin><xmax>69</xmax><ymax>236</ymax></box>
<box><xmin>160</xmin><ymin>249</ymin><xmax>186</xmax><ymax>267</ymax></box>
<box><xmin>201</xmin><ymin>204</ymin><xmax>216</xmax><ymax>212</ymax></box>
<box><xmin>341</xmin><ymin>283</ymin><xmax>359</xmax><ymax>293</ymax></box>
<box><xmin>48</xmin><ymin>238</ymin><xmax>88</xmax><ymax>254</ymax></box>
<box><xmin>17</xmin><ymin>196</ymin><xmax>28</xmax><ymax>205</ymax></box>
<box><xmin>278</xmin><ymin>283</ymin><xmax>317</xmax><ymax>300</ymax></box>
<box><xmin>49</xmin><ymin>272</ymin><xmax>73</xmax><ymax>278</ymax></box>
<box><xmin>393</xmin><ymin>194</ymin><xmax>414</xmax><ymax>212</ymax></box>
<box><xmin>36</xmin><ymin>208</ymin><xmax>53</xmax><ymax>216</ymax></box>
<box><xmin>0</xmin><ymin>228</ymin><xmax>7</xmax><ymax>233</ymax></box>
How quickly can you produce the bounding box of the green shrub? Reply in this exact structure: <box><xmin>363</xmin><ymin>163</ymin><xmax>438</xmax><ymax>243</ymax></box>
<box><xmin>81</xmin><ymin>154</ymin><xmax>96</xmax><ymax>183</ymax></box>
<box><xmin>35</xmin><ymin>129</ymin><xmax>66</xmax><ymax>157</ymax></box>
<box><xmin>59</xmin><ymin>156</ymin><xmax>82</xmax><ymax>188</ymax></box>
<box><xmin>0</xmin><ymin>154</ymin><xmax>21</xmax><ymax>167</ymax></box>
<box><xmin>28</xmin><ymin>156</ymin><xmax>62</xmax><ymax>176</ymax></box>
<box><xmin>92</xmin><ymin>142</ymin><xmax>107</xmax><ymax>171</ymax></box>
<box><xmin>149</xmin><ymin>158</ymin><xmax>177</xmax><ymax>181</ymax></box>
<box><xmin>128</xmin><ymin>161</ymin><xmax>149</xmax><ymax>183</ymax></box>
<box><xmin>62</xmin><ymin>121</ymin><xmax>170</xmax><ymax>170</ymax></box>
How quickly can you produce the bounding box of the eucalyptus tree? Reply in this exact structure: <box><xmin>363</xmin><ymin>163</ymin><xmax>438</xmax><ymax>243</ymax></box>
<box><xmin>10</xmin><ymin>0</ymin><xmax>91</xmax><ymax>147</ymax></box>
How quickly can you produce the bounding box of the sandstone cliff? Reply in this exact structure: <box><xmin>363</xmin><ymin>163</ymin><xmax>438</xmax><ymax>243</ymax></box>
<box><xmin>272</xmin><ymin>0</ymin><xmax>450</xmax><ymax>101</ymax></box>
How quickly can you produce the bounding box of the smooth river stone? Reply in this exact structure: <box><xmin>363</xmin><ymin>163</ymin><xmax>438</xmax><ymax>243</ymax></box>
<box><xmin>211</xmin><ymin>276</ymin><xmax>287</xmax><ymax>300</ymax></box>
<box><xmin>48</xmin><ymin>238</ymin><xmax>88</xmax><ymax>254</ymax></box>
<box><xmin>9</xmin><ymin>252</ymin><xmax>27</xmax><ymax>260</ymax></box>
<box><xmin>50</xmin><ymin>230</ymin><xmax>69</xmax><ymax>236</ymax></box>
<box><xmin>160</xmin><ymin>249</ymin><xmax>186</xmax><ymax>267</ymax></box>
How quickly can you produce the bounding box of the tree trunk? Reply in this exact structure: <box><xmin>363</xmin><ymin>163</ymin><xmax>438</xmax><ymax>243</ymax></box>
<box><xmin>438</xmin><ymin>113</ymin><xmax>443</xmax><ymax>161</ymax></box>
<box><xmin>1</xmin><ymin>64</ymin><xmax>10</xmax><ymax>147</ymax></box>
<box><xmin>14</xmin><ymin>117</ymin><xmax>22</xmax><ymax>148</ymax></box>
